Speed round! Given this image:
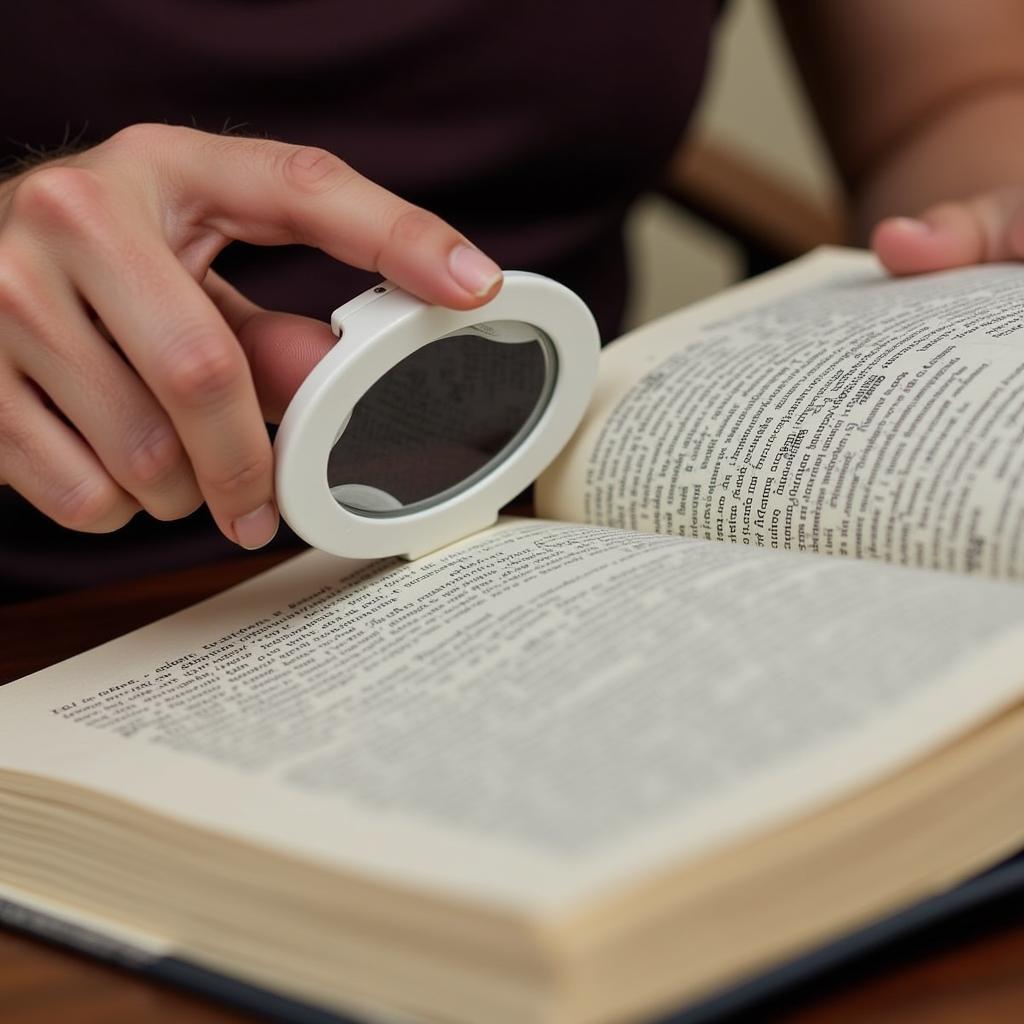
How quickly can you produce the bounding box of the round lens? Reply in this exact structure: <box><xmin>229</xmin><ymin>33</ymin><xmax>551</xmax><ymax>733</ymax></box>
<box><xmin>326</xmin><ymin>321</ymin><xmax>555</xmax><ymax>516</ymax></box>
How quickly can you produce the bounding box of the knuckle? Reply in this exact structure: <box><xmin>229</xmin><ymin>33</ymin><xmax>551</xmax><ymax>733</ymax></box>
<box><xmin>280</xmin><ymin>146</ymin><xmax>354</xmax><ymax>196</ymax></box>
<box><xmin>105</xmin><ymin>122</ymin><xmax>177</xmax><ymax>156</ymax></box>
<box><xmin>388</xmin><ymin>206</ymin><xmax>440</xmax><ymax>246</ymax></box>
<box><xmin>123</xmin><ymin>421</ymin><xmax>185</xmax><ymax>487</ymax></box>
<box><xmin>9</xmin><ymin>165</ymin><xmax>105</xmax><ymax>233</ymax></box>
<box><xmin>0</xmin><ymin>251</ymin><xmax>37</xmax><ymax>322</ymax></box>
<box><xmin>162</xmin><ymin>333</ymin><xmax>242</xmax><ymax>405</ymax></box>
<box><xmin>201</xmin><ymin>450</ymin><xmax>272</xmax><ymax>497</ymax></box>
<box><xmin>48</xmin><ymin>475</ymin><xmax>130</xmax><ymax>532</ymax></box>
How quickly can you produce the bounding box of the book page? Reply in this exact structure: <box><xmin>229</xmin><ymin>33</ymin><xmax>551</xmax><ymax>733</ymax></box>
<box><xmin>538</xmin><ymin>248</ymin><xmax>1024</xmax><ymax>579</ymax></box>
<box><xmin>3</xmin><ymin>520</ymin><xmax>1024</xmax><ymax>912</ymax></box>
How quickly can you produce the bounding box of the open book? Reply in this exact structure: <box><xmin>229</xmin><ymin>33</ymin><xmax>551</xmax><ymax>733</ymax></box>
<box><xmin>4</xmin><ymin>247</ymin><xmax>1024</xmax><ymax>1024</ymax></box>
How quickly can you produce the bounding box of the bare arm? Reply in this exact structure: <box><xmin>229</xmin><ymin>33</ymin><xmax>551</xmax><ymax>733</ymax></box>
<box><xmin>776</xmin><ymin>0</ymin><xmax>1024</xmax><ymax>272</ymax></box>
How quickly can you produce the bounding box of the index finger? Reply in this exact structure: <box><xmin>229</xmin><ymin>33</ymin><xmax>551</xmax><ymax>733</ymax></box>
<box><xmin>158</xmin><ymin>129</ymin><xmax>504</xmax><ymax>309</ymax></box>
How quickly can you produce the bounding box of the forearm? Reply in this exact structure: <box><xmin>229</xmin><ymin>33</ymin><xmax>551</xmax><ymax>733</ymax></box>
<box><xmin>776</xmin><ymin>0</ymin><xmax>1024</xmax><ymax>244</ymax></box>
<box><xmin>853</xmin><ymin>84</ymin><xmax>1024</xmax><ymax>242</ymax></box>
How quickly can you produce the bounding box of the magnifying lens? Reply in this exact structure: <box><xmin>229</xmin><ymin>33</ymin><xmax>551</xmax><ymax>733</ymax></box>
<box><xmin>274</xmin><ymin>271</ymin><xmax>599</xmax><ymax>559</ymax></box>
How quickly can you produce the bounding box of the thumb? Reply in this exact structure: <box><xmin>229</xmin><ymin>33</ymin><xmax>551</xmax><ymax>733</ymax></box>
<box><xmin>871</xmin><ymin>186</ymin><xmax>1024</xmax><ymax>276</ymax></box>
<box><xmin>203</xmin><ymin>270</ymin><xmax>335</xmax><ymax>423</ymax></box>
<box><xmin>238</xmin><ymin>310</ymin><xmax>336</xmax><ymax>424</ymax></box>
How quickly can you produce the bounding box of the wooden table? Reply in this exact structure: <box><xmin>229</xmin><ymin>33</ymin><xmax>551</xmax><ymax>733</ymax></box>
<box><xmin>2</xmin><ymin>552</ymin><xmax>1024</xmax><ymax>1024</ymax></box>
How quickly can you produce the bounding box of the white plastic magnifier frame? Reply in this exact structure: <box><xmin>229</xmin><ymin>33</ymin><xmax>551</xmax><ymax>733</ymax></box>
<box><xmin>274</xmin><ymin>271</ymin><xmax>600</xmax><ymax>560</ymax></box>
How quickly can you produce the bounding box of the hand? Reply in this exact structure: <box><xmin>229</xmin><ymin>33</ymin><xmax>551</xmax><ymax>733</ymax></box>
<box><xmin>0</xmin><ymin>124</ymin><xmax>503</xmax><ymax>548</ymax></box>
<box><xmin>871</xmin><ymin>186</ymin><xmax>1024</xmax><ymax>277</ymax></box>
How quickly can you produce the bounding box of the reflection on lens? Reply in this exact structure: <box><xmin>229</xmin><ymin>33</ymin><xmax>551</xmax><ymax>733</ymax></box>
<box><xmin>327</xmin><ymin>323</ymin><xmax>554</xmax><ymax>516</ymax></box>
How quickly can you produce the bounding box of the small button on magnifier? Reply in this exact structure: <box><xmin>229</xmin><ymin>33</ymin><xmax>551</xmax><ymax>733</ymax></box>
<box><xmin>274</xmin><ymin>271</ymin><xmax>600</xmax><ymax>559</ymax></box>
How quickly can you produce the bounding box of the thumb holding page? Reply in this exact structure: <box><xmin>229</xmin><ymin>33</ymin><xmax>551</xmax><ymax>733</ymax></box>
<box><xmin>872</xmin><ymin>185</ymin><xmax>1024</xmax><ymax>275</ymax></box>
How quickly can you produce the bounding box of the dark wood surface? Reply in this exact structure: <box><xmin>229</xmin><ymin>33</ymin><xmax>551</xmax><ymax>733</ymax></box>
<box><xmin>2</xmin><ymin>553</ymin><xmax>1024</xmax><ymax>1024</ymax></box>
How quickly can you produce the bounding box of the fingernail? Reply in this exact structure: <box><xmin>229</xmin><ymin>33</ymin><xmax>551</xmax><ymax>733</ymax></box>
<box><xmin>232</xmin><ymin>501</ymin><xmax>279</xmax><ymax>550</ymax></box>
<box><xmin>890</xmin><ymin>216</ymin><xmax>932</xmax><ymax>235</ymax></box>
<box><xmin>448</xmin><ymin>244</ymin><xmax>502</xmax><ymax>297</ymax></box>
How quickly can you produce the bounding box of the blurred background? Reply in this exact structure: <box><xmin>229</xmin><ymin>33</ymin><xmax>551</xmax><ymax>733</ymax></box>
<box><xmin>625</xmin><ymin>0</ymin><xmax>843</xmax><ymax>329</ymax></box>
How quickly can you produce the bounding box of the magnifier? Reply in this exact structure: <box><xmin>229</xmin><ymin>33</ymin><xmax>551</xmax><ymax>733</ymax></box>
<box><xmin>274</xmin><ymin>271</ymin><xmax>599</xmax><ymax>559</ymax></box>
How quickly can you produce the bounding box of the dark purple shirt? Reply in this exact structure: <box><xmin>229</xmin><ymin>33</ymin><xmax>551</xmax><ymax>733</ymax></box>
<box><xmin>0</xmin><ymin>1</ymin><xmax>718</xmax><ymax>600</ymax></box>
